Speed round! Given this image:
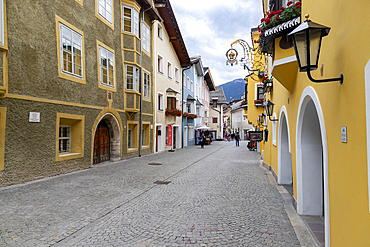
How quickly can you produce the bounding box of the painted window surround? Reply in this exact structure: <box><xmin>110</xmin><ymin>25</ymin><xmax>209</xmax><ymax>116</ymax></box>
<box><xmin>122</xmin><ymin>3</ymin><xmax>139</xmax><ymax>36</ymax></box>
<box><xmin>127</xmin><ymin>121</ymin><xmax>139</xmax><ymax>153</ymax></box>
<box><xmin>96</xmin><ymin>0</ymin><xmax>114</xmax><ymax>30</ymax></box>
<box><xmin>55</xmin><ymin>15</ymin><xmax>86</xmax><ymax>85</ymax></box>
<box><xmin>143</xmin><ymin>69</ymin><xmax>151</xmax><ymax>101</ymax></box>
<box><xmin>97</xmin><ymin>40</ymin><xmax>116</xmax><ymax>92</ymax></box>
<box><xmin>142</xmin><ymin>121</ymin><xmax>150</xmax><ymax>149</ymax></box>
<box><xmin>55</xmin><ymin>113</ymin><xmax>85</xmax><ymax>162</ymax></box>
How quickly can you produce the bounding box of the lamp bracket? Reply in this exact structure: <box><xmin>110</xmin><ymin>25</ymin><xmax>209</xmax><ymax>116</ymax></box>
<box><xmin>307</xmin><ymin>68</ymin><xmax>343</xmax><ymax>84</ymax></box>
<box><xmin>268</xmin><ymin>116</ymin><xmax>279</xmax><ymax>122</ymax></box>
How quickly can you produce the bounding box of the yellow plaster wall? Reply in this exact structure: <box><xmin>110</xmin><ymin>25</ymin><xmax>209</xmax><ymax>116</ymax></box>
<box><xmin>262</xmin><ymin>0</ymin><xmax>370</xmax><ymax>245</ymax></box>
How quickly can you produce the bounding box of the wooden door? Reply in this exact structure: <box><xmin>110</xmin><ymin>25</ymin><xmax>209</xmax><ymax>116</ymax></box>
<box><xmin>93</xmin><ymin>125</ymin><xmax>110</xmax><ymax>164</ymax></box>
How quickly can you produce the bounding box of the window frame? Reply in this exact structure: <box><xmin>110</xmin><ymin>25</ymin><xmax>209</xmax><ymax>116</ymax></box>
<box><xmin>143</xmin><ymin>70</ymin><xmax>151</xmax><ymax>100</ymax></box>
<box><xmin>167</xmin><ymin>96</ymin><xmax>176</xmax><ymax>110</ymax></box>
<box><xmin>212</xmin><ymin>117</ymin><xmax>218</xmax><ymax>124</ymax></box>
<box><xmin>158</xmin><ymin>54</ymin><xmax>164</xmax><ymax>74</ymax></box>
<box><xmin>143</xmin><ymin>22</ymin><xmax>150</xmax><ymax>55</ymax></box>
<box><xmin>122</xmin><ymin>4</ymin><xmax>139</xmax><ymax>36</ymax></box>
<box><xmin>189</xmin><ymin>126</ymin><xmax>194</xmax><ymax>140</ymax></box>
<box><xmin>125</xmin><ymin>64</ymin><xmax>140</xmax><ymax>92</ymax></box>
<box><xmin>127</xmin><ymin>121</ymin><xmax>139</xmax><ymax>152</ymax></box>
<box><xmin>158</xmin><ymin>92</ymin><xmax>164</xmax><ymax>111</ymax></box>
<box><xmin>167</xmin><ymin>61</ymin><xmax>172</xmax><ymax>79</ymax></box>
<box><xmin>96</xmin><ymin>0</ymin><xmax>114</xmax><ymax>29</ymax></box>
<box><xmin>158</xmin><ymin>24</ymin><xmax>163</xmax><ymax>40</ymax></box>
<box><xmin>56</xmin><ymin>15</ymin><xmax>86</xmax><ymax>84</ymax></box>
<box><xmin>142</xmin><ymin>122</ymin><xmax>150</xmax><ymax>149</ymax></box>
<box><xmin>55</xmin><ymin>113</ymin><xmax>85</xmax><ymax>162</ymax></box>
<box><xmin>97</xmin><ymin>41</ymin><xmax>116</xmax><ymax>92</ymax></box>
<box><xmin>59</xmin><ymin>125</ymin><xmax>71</xmax><ymax>154</ymax></box>
<box><xmin>175</xmin><ymin>67</ymin><xmax>180</xmax><ymax>83</ymax></box>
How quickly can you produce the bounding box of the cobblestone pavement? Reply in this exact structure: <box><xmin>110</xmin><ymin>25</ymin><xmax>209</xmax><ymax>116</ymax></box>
<box><xmin>0</xmin><ymin>141</ymin><xmax>302</xmax><ymax>246</ymax></box>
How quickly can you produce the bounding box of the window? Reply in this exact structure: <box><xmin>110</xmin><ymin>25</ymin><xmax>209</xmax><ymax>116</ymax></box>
<box><xmin>122</xmin><ymin>5</ymin><xmax>139</xmax><ymax>36</ymax></box>
<box><xmin>191</xmin><ymin>81</ymin><xmax>194</xmax><ymax>93</ymax></box>
<box><xmin>0</xmin><ymin>0</ymin><xmax>4</xmax><ymax>45</ymax></box>
<box><xmin>175</xmin><ymin>67</ymin><xmax>179</xmax><ymax>83</ymax></box>
<box><xmin>56</xmin><ymin>113</ymin><xmax>84</xmax><ymax>162</ymax></box>
<box><xmin>59</xmin><ymin>126</ymin><xmax>71</xmax><ymax>153</ymax></box>
<box><xmin>127</xmin><ymin>122</ymin><xmax>138</xmax><ymax>151</ymax></box>
<box><xmin>213</xmin><ymin>117</ymin><xmax>218</xmax><ymax>123</ymax></box>
<box><xmin>168</xmin><ymin>62</ymin><xmax>172</xmax><ymax>78</ymax></box>
<box><xmin>158</xmin><ymin>93</ymin><xmax>164</xmax><ymax>110</ymax></box>
<box><xmin>165</xmin><ymin>126</ymin><xmax>169</xmax><ymax>146</ymax></box>
<box><xmin>142</xmin><ymin>123</ymin><xmax>150</xmax><ymax>148</ymax></box>
<box><xmin>183</xmin><ymin>73</ymin><xmax>186</xmax><ymax>87</ymax></box>
<box><xmin>99</xmin><ymin>44</ymin><xmax>115</xmax><ymax>89</ymax></box>
<box><xmin>189</xmin><ymin>127</ymin><xmax>194</xmax><ymax>140</ymax></box>
<box><xmin>187</xmin><ymin>104</ymin><xmax>191</xmax><ymax>113</ymax></box>
<box><xmin>56</xmin><ymin>16</ymin><xmax>85</xmax><ymax>84</ymax></box>
<box><xmin>187</xmin><ymin>77</ymin><xmax>190</xmax><ymax>91</ymax></box>
<box><xmin>97</xmin><ymin>0</ymin><xmax>113</xmax><ymax>27</ymax></box>
<box><xmin>257</xmin><ymin>86</ymin><xmax>264</xmax><ymax>99</ymax></box>
<box><xmin>128</xmin><ymin>129</ymin><xmax>133</xmax><ymax>148</ymax></box>
<box><xmin>205</xmin><ymin>110</ymin><xmax>208</xmax><ymax>118</ymax></box>
<box><xmin>125</xmin><ymin>64</ymin><xmax>140</xmax><ymax>91</ymax></box>
<box><xmin>60</xmin><ymin>23</ymin><xmax>83</xmax><ymax>79</ymax></box>
<box><xmin>143</xmin><ymin>71</ymin><xmax>150</xmax><ymax>100</ymax></box>
<box><xmin>158</xmin><ymin>55</ymin><xmax>164</xmax><ymax>73</ymax></box>
<box><xmin>167</xmin><ymin>97</ymin><xmax>176</xmax><ymax>109</ymax></box>
<box><xmin>213</xmin><ymin>101</ymin><xmax>217</xmax><ymax>108</ymax></box>
<box><xmin>143</xmin><ymin>23</ymin><xmax>150</xmax><ymax>54</ymax></box>
<box><xmin>158</xmin><ymin>24</ymin><xmax>163</xmax><ymax>39</ymax></box>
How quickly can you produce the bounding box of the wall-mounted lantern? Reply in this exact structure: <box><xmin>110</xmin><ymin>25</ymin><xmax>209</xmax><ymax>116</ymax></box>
<box><xmin>288</xmin><ymin>14</ymin><xmax>343</xmax><ymax>84</ymax></box>
<box><xmin>258</xmin><ymin>113</ymin><xmax>266</xmax><ymax>127</ymax></box>
<box><xmin>263</xmin><ymin>100</ymin><xmax>278</xmax><ymax>122</ymax></box>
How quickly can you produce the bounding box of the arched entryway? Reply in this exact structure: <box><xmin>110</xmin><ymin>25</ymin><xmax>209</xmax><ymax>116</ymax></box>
<box><xmin>278</xmin><ymin>107</ymin><xmax>292</xmax><ymax>187</ymax></box>
<box><xmin>93</xmin><ymin>113</ymin><xmax>121</xmax><ymax>164</ymax></box>
<box><xmin>296</xmin><ymin>87</ymin><xmax>329</xmax><ymax>245</ymax></box>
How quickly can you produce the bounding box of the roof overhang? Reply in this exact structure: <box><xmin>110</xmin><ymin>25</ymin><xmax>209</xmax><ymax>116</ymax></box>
<box><xmin>154</xmin><ymin>0</ymin><xmax>190</xmax><ymax>67</ymax></box>
<box><xmin>204</xmin><ymin>68</ymin><xmax>216</xmax><ymax>91</ymax></box>
<box><xmin>136</xmin><ymin>0</ymin><xmax>163</xmax><ymax>21</ymax></box>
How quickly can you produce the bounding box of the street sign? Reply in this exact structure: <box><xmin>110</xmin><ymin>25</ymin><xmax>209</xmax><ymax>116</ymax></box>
<box><xmin>341</xmin><ymin>127</ymin><xmax>347</xmax><ymax>143</ymax></box>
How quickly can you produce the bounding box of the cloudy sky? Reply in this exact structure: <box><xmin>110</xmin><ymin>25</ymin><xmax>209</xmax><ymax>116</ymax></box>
<box><xmin>170</xmin><ymin>0</ymin><xmax>263</xmax><ymax>86</ymax></box>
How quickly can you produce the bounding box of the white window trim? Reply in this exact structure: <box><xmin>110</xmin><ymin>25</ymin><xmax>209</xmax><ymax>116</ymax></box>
<box><xmin>158</xmin><ymin>54</ymin><xmax>164</xmax><ymax>74</ymax></box>
<box><xmin>189</xmin><ymin>126</ymin><xmax>194</xmax><ymax>140</ymax></box>
<box><xmin>255</xmin><ymin>82</ymin><xmax>264</xmax><ymax>100</ymax></box>
<box><xmin>122</xmin><ymin>4</ymin><xmax>139</xmax><ymax>36</ymax></box>
<box><xmin>175</xmin><ymin>67</ymin><xmax>180</xmax><ymax>83</ymax></box>
<box><xmin>191</xmin><ymin>80</ymin><xmax>194</xmax><ymax>93</ymax></box>
<box><xmin>272</xmin><ymin>113</ymin><xmax>277</xmax><ymax>146</ymax></box>
<box><xmin>167</xmin><ymin>61</ymin><xmax>172</xmax><ymax>79</ymax></box>
<box><xmin>143</xmin><ymin>71</ymin><xmax>150</xmax><ymax>99</ymax></box>
<box><xmin>158</xmin><ymin>92</ymin><xmax>164</xmax><ymax>111</ymax></box>
<box><xmin>143</xmin><ymin>23</ymin><xmax>150</xmax><ymax>54</ymax></box>
<box><xmin>157</xmin><ymin>23</ymin><xmax>163</xmax><ymax>40</ymax></box>
<box><xmin>60</xmin><ymin>23</ymin><xmax>83</xmax><ymax>79</ymax></box>
<box><xmin>99</xmin><ymin>45</ymin><xmax>115</xmax><ymax>88</ymax></box>
<box><xmin>125</xmin><ymin>64</ymin><xmax>139</xmax><ymax>92</ymax></box>
<box><xmin>98</xmin><ymin>0</ymin><xmax>113</xmax><ymax>24</ymax></box>
<box><xmin>187</xmin><ymin>77</ymin><xmax>190</xmax><ymax>91</ymax></box>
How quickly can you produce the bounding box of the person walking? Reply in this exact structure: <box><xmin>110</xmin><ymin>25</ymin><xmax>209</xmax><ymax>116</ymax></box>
<box><xmin>235</xmin><ymin>132</ymin><xmax>240</xmax><ymax>147</ymax></box>
<box><xmin>231</xmin><ymin>132</ymin><xmax>235</xmax><ymax>141</ymax></box>
<box><xmin>200</xmin><ymin>133</ymin><xmax>205</xmax><ymax>149</ymax></box>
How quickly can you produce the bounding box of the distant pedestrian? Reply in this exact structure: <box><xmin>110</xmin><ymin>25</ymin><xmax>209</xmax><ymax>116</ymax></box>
<box><xmin>231</xmin><ymin>133</ymin><xmax>235</xmax><ymax>141</ymax></box>
<box><xmin>225</xmin><ymin>134</ymin><xmax>228</xmax><ymax>141</ymax></box>
<box><xmin>235</xmin><ymin>132</ymin><xmax>240</xmax><ymax>147</ymax></box>
<box><xmin>200</xmin><ymin>133</ymin><xmax>205</xmax><ymax>149</ymax></box>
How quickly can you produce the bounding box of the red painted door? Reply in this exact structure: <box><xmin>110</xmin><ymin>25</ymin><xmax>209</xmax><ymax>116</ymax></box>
<box><xmin>93</xmin><ymin>125</ymin><xmax>110</xmax><ymax>164</ymax></box>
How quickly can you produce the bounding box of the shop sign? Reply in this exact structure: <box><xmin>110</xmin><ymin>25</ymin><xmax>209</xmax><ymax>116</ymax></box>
<box><xmin>168</xmin><ymin>125</ymin><xmax>173</xmax><ymax>146</ymax></box>
<box><xmin>249</xmin><ymin>131</ymin><xmax>263</xmax><ymax>142</ymax></box>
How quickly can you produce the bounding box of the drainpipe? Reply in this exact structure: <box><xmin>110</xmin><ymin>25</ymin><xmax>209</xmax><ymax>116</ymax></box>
<box><xmin>139</xmin><ymin>6</ymin><xmax>153</xmax><ymax>157</ymax></box>
<box><xmin>181</xmin><ymin>65</ymin><xmax>191</xmax><ymax>148</ymax></box>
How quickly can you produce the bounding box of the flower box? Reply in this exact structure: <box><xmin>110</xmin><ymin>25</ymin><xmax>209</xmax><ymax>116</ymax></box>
<box><xmin>257</xmin><ymin>1</ymin><xmax>301</xmax><ymax>54</ymax></box>
<box><xmin>183</xmin><ymin>112</ymin><xmax>197</xmax><ymax>119</ymax></box>
<box><xmin>165</xmin><ymin>108</ymin><xmax>182</xmax><ymax>117</ymax></box>
<box><xmin>254</xmin><ymin>99</ymin><xmax>264</xmax><ymax>106</ymax></box>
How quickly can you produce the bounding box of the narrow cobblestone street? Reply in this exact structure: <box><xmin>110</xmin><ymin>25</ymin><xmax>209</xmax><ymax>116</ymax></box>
<box><xmin>0</xmin><ymin>141</ymin><xmax>313</xmax><ymax>246</ymax></box>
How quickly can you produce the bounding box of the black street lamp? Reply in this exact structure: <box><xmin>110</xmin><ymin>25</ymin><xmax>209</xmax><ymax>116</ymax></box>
<box><xmin>258</xmin><ymin>113</ymin><xmax>265</xmax><ymax>126</ymax></box>
<box><xmin>288</xmin><ymin>14</ymin><xmax>343</xmax><ymax>84</ymax></box>
<box><xmin>263</xmin><ymin>100</ymin><xmax>278</xmax><ymax>122</ymax></box>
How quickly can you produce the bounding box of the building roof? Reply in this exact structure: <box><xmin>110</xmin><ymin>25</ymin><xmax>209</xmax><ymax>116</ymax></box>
<box><xmin>136</xmin><ymin>0</ymin><xmax>163</xmax><ymax>21</ymax></box>
<box><xmin>203</xmin><ymin>67</ymin><xmax>216</xmax><ymax>91</ymax></box>
<box><xmin>166</xmin><ymin>87</ymin><xmax>179</xmax><ymax>94</ymax></box>
<box><xmin>190</xmin><ymin>56</ymin><xmax>204</xmax><ymax>76</ymax></box>
<box><xmin>154</xmin><ymin>0</ymin><xmax>190</xmax><ymax>67</ymax></box>
<box><xmin>209</xmin><ymin>87</ymin><xmax>227</xmax><ymax>104</ymax></box>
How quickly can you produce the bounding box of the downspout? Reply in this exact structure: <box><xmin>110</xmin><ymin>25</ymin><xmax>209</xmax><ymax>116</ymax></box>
<box><xmin>139</xmin><ymin>6</ymin><xmax>153</xmax><ymax>157</ymax></box>
<box><xmin>181</xmin><ymin>65</ymin><xmax>191</xmax><ymax>148</ymax></box>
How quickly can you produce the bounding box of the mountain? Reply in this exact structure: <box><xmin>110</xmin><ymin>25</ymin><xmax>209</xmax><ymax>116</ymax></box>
<box><xmin>219</xmin><ymin>78</ymin><xmax>245</xmax><ymax>102</ymax></box>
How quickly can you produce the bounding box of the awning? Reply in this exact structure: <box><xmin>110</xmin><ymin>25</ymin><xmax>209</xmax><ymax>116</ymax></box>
<box><xmin>196</xmin><ymin>99</ymin><xmax>203</xmax><ymax>106</ymax></box>
<box><xmin>187</xmin><ymin>95</ymin><xmax>195</xmax><ymax>101</ymax></box>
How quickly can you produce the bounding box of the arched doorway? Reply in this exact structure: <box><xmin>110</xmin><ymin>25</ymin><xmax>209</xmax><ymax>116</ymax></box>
<box><xmin>278</xmin><ymin>108</ymin><xmax>292</xmax><ymax>189</ymax></box>
<box><xmin>296</xmin><ymin>87</ymin><xmax>329</xmax><ymax>245</ymax></box>
<box><xmin>93</xmin><ymin>113</ymin><xmax>121</xmax><ymax>164</ymax></box>
<box><xmin>94</xmin><ymin>121</ymin><xmax>110</xmax><ymax>164</ymax></box>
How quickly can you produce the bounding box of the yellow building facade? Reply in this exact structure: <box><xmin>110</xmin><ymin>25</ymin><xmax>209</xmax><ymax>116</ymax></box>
<box><xmin>258</xmin><ymin>0</ymin><xmax>370</xmax><ymax>245</ymax></box>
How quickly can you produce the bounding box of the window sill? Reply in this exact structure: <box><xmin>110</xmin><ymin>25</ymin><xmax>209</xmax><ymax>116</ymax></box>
<box><xmin>56</xmin><ymin>152</ymin><xmax>83</xmax><ymax>162</ymax></box>
<box><xmin>127</xmin><ymin>147</ymin><xmax>138</xmax><ymax>153</ymax></box>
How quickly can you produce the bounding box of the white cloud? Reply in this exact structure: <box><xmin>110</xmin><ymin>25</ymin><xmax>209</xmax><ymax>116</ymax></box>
<box><xmin>169</xmin><ymin>0</ymin><xmax>263</xmax><ymax>86</ymax></box>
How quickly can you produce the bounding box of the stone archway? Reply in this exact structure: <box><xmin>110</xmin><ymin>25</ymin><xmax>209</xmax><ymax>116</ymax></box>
<box><xmin>93</xmin><ymin>113</ymin><xmax>121</xmax><ymax>164</ymax></box>
<box><xmin>296</xmin><ymin>86</ymin><xmax>330</xmax><ymax>245</ymax></box>
<box><xmin>278</xmin><ymin>107</ymin><xmax>292</xmax><ymax>186</ymax></box>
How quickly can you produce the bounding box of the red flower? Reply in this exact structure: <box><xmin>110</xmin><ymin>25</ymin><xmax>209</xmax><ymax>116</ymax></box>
<box><xmin>287</xmin><ymin>1</ymin><xmax>293</xmax><ymax>6</ymax></box>
<box><xmin>275</xmin><ymin>16</ymin><xmax>279</xmax><ymax>21</ymax></box>
<box><xmin>265</xmin><ymin>18</ymin><xmax>270</xmax><ymax>23</ymax></box>
<box><xmin>281</xmin><ymin>7</ymin><xmax>285</xmax><ymax>10</ymax></box>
